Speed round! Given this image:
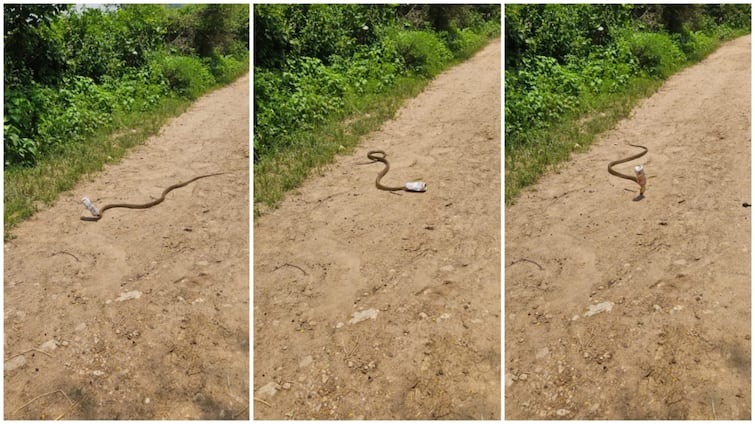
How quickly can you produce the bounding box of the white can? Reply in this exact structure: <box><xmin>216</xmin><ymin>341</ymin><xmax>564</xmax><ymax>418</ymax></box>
<box><xmin>81</xmin><ymin>197</ymin><xmax>100</xmax><ymax>216</ymax></box>
<box><xmin>405</xmin><ymin>181</ymin><xmax>427</xmax><ymax>192</ymax></box>
<box><xmin>634</xmin><ymin>165</ymin><xmax>646</xmax><ymax>194</ymax></box>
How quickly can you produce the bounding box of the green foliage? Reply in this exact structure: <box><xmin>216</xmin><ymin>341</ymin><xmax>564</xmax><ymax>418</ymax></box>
<box><xmin>4</xmin><ymin>4</ymin><xmax>71</xmax><ymax>86</ymax></box>
<box><xmin>209</xmin><ymin>52</ymin><xmax>250</xmax><ymax>85</ymax></box>
<box><xmin>168</xmin><ymin>4</ymin><xmax>248</xmax><ymax>58</ymax></box>
<box><xmin>36</xmin><ymin>76</ymin><xmax>115</xmax><ymax>148</ymax></box>
<box><xmin>386</xmin><ymin>29</ymin><xmax>452</xmax><ymax>77</ymax></box>
<box><xmin>156</xmin><ymin>55</ymin><xmax>214</xmax><ymax>100</ymax></box>
<box><xmin>674</xmin><ymin>30</ymin><xmax>717</xmax><ymax>62</ymax></box>
<box><xmin>103</xmin><ymin>64</ymin><xmax>169</xmax><ymax>113</ymax></box>
<box><xmin>254</xmin><ymin>56</ymin><xmax>348</xmax><ymax>160</ymax></box>
<box><xmin>444</xmin><ymin>27</ymin><xmax>491</xmax><ymax>60</ymax></box>
<box><xmin>626</xmin><ymin>31</ymin><xmax>686</xmax><ymax>78</ymax></box>
<box><xmin>3</xmin><ymin>4</ymin><xmax>249</xmax><ymax>168</ymax></box>
<box><xmin>506</xmin><ymin>4</ymin><xmax>634</xmax><ymax>69</ymax></box>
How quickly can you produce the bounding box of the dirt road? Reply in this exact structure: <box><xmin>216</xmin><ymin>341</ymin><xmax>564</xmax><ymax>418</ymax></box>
<box><xmin>505</xmin><ymin>36</ymin><xmax>750</xmax><ymax>419</ymax></box>
<box><xmin>4</xmin><ymin>75</ymin><xmax>249</xmax><ymax>419</ymax></box>
<box><xmin>253</xmin><ymin>40</ymin><xmax>500</xmax><ymax>419</ymax></box>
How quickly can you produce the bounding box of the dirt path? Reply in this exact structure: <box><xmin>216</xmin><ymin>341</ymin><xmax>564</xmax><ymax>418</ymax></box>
<box><xmin>253</xmin><ymin>40</ymin><xmax>500</xmax><ymax>419</ymax></box>
<box><xmin>505</xmin><ymin>36</ymin><xmax>750</xmax><ymax>419</ymax></box>
<box><xmin>4</xmin><ymin>74</ymin><xmax>249</xmax><ymax>419</ymax></box>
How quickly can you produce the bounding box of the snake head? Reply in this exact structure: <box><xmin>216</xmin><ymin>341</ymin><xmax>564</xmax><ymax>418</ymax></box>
<box><xmin>634</xmin><ymin>165</ymin><xmax>647</xmax><ymax>195</ymax></box>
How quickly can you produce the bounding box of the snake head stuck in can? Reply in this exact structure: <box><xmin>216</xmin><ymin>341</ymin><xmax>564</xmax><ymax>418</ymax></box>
<box><xmin>634</xmin><ymin>165</ymin><xmax>646</xmax><ymax>194</ymax></box>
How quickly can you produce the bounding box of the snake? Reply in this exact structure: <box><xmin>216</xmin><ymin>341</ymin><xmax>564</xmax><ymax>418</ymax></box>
<box><xmin>608</xmin><ymin>144</ymin><xmax>648</xmax><ymax>194</ymax></box>
<box><xmin>366</xmin><ymin>150</ymin><xmax>425</xmax><ymax>192</ymax></box>
<box><xmin>83</xmin><ymin>172</ymin><xmax>224</xmax><ymax>221</ymax></box>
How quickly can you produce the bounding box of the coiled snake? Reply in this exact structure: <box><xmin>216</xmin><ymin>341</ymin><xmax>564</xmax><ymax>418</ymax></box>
<box><xmin>366</xmin><ymin>150</ymin><xmax>426</xmax><ymax>192</ymax></box>
<box><xmin>82</xmin><ymin>172</ymin><xmax>224</xmax><ymax>221</ymax></box>
<box><xmin>608</xmin><ymin>143</ymin><xmax>647</xmax><ymax>196</ymax></box>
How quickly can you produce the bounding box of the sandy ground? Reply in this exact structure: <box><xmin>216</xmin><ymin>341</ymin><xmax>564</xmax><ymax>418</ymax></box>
<box><xmin>4</xmin><ymin>75</ymin><xmax>249</xmax><ymax>419</ymax></box>
<box><xmin>253</xmin><ymin>40</ymin><xmax>501</xmax><ymax>419</ymax></box>
<box><xmin>505</xmin><ymin>36</ymin><xmax>751</xmax><ymax>419</ymax></box>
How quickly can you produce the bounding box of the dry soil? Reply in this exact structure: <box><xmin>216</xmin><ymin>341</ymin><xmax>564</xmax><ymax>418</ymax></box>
<box><xmin>253</xmin><ymin>40</ymin><xmax>501</xmax><ymax>419</ymax></box>
<box><xmin>505</xmin><ymin>35</ymin><xmax>751</xmax><ymax>419</ymax></box>
<box><xmin>4</xmin><ymin>74</ymin><xmax>249</xmax><ymax>419</ymax></box>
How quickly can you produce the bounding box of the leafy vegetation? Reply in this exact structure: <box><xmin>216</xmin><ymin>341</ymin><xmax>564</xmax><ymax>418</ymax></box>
<box><xmin>4</xmin><ymin>4</ymin><xmax>249</xmax><ymax>235</ymax></box>
<box><xmin>505</xmin><ymin>4</ymin><xmax>751</xmax><ymax>204</ymax></box>
<box><xmin>253</xmin><ymin>4</ymin><xmax>500</xmax><ymax>213</ymax></box>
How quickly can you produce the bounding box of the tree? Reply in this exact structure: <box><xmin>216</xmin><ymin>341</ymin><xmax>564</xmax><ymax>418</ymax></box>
<box><xmin>4</xmin><ymin>4</ymin><xmax>70</xmax><ymax>86</ymax></box>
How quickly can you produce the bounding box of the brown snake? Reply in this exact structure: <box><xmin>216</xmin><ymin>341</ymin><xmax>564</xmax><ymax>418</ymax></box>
<box><xmin>608</xmin><ymin>143</ymin><xmax>647</xmax><ymax>194</ymax></box>
<box><xmin>83</xmin><ymin>172</ymin><xmax>224</xmax><ymax>221</ymax></box>
<box><xmin>366</xmin><ymin>150</ymin><xmax>425</xmax><ymax>192</ymax></box>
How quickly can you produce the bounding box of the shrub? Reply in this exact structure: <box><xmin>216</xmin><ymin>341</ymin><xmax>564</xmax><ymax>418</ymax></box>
<box><xmin>443</xmin><ymin>26</ymin><xmax>488</xmax><ymax>60</ymax></box>
<box><xmin>103</xmin><ymin>63</ymin><xmax>169</xmax><ymax>113</ymax></box>
<box><xmin>254</xmin><ymin>57</ymin><xmax>346</xmax><ymax>159</ymax></box>
<box><xmin>386</xmin><ymin>29</ymin><xmax>452</xmax><ymax>77</ymax></box>
<box><xmin>208</xmin><ymin>52</ymin><xmax>249</xmax><ymax>84</ymax></box>
<box><xmin>625</xmin><ymin>31</ymin><xmax>686</xmax><ymax>78</ymax></box>
<box><xmin>36</xmin><ymin>76</ymin><xmax>115</xmax><ymax>149</ymax></box>
<box><xmin>676</xmin><ymin>30</ymin><xmax>717</xmax><ymax>61</ymax></box>
<box><xmin>505</xmin><ymin>55</ymin><xmax>583</xmax><ymax>143</ymax></box>
<box><xmin>156</xmin><ymin>55</ymin><xmax>215</xmax><ymax>99</ymax></box>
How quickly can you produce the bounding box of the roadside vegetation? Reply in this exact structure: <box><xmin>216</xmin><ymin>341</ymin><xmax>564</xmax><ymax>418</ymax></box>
<box><xmin>505</xmin><ymin>4</ymin><xmax>750</xmax><ymax>204</ymax></box>
<box><xmin>4</xmin><ymin>4</ymin><xmax>249</xmax><ymax>237</ymax></box>
<box><xmin>253</xmin><ymin>4</ymin><xmax>500</xmax><ymax>215</ymax></box>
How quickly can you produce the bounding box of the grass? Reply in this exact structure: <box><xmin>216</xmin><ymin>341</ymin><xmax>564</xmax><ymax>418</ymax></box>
<box><xmin>4</xmin><ymin>96</ymin><xmax>193</xmax><ymax>239</ymax></box>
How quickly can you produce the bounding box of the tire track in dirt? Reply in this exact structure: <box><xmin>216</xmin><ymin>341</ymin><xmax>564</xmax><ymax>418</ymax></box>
<box><xmin>4</xmin><ymin>74</ymin><xmax>249</xmax><ymax>419</ymax></box>
<box><xmin>505</xmin><ymin>36</ymin><xmax>750</xmax><ymax>419</ymax></box>
<box><xmin>253</xmin><ymin>40</ymin><xmax>500</xmax><ymax>419</ymax></box>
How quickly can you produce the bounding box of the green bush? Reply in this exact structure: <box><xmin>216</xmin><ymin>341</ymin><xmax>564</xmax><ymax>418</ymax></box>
<box><xmin>156</xmin><ymin>55</ymin><xmax>215</xmax><ymax>99</ymax></box>
<box><xmin>676</xmin><ymin>30</ymin><xmax>717</xmax><ymax>61</ymax></box>
<box><xmin>36</xmin><ymin>76</ymin><xmax>115</xmax><ymax>149</ymax></box>
<box><xmin>444</xmin><ymin>27</ymin><xmax>488</xmax><ymax>60</ymax></box>
<box><xmin>386</xmin><ymin>29</ymin><xmax>452</xmax><ymax>77</ymax></box>
<box><xmin>332</xmin><ymin>44</ymin><xmax>401</xmax><ymax>95</ymax></box>
<box><xmin>254</xmin><ymin>57</ymin><xmax>347</xmax><ymax>158</ymax></box>
<box><xmin>625</xmin><ymin>31</ymin><xmax>686</xmax><ymax>78</ymax></box>
<box><xmin>209</xmin><ymin>52</ymin><xmax>249</xmax><ymax>84</ymax></box>
<box><xmin>104</xmin><ymin>63</ymin><xmax>169</xmax><ymax>113</ymax></box>
<box><xmin>505</xmin><ymin>56</ymin><xmax>583</xmax><ymax>143</ymax></box>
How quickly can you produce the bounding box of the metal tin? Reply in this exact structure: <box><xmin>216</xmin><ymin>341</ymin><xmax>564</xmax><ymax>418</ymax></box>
<box><xmin>405</xmin><ymin>181</ymin><xmax>427</xmax><ymax>192</ymax></box>
<box><xmin>634</xmin><ymin>165</ymin><xmax>646</xmax><ymax>193</ymax></box>
<box><xmin>81</xmin><ymin>197</ymin><xmax>100</xmax><ymax>216</ymax></box>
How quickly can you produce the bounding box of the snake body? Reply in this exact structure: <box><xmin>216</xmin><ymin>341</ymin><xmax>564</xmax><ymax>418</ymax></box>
<box><xmin>366</xmin><ymin>150</ymin><xmax>414</xmax><ymax>191</ymax></box>
<box><xmin>608</xmin><ymin>144</ymin><xmax>647</xmax><ymax>192</ymax></box>
<box><xmin>86</xmin><ymin>172</ymin><xmax>224</xmax><ymax>221</ymax></box>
